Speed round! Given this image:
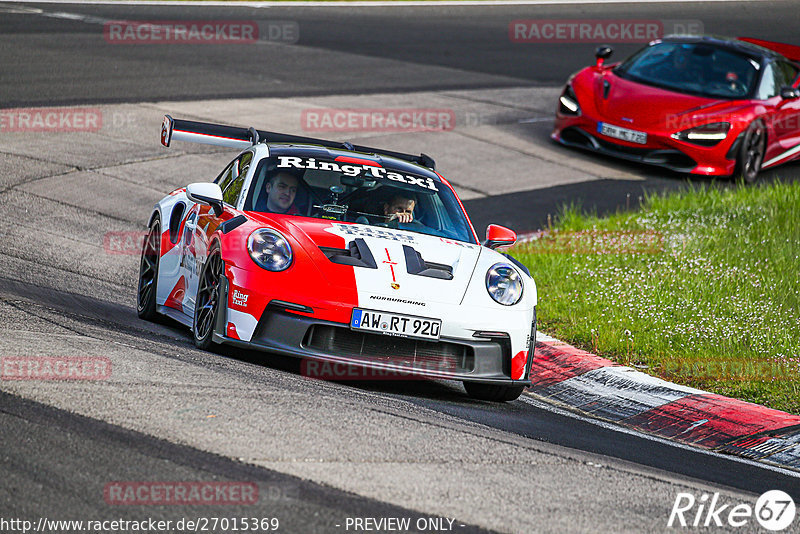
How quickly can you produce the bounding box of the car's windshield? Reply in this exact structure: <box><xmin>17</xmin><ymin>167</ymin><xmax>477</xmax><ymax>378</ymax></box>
<box><xmin>244</xmin><ymin>155</ymin><xmax>476</xmax><ymax>244</ymax></box>
<box><xmin>615</xmin><ymin>42</ymin><xmax>760</xmax><ymax>99</ymax></box>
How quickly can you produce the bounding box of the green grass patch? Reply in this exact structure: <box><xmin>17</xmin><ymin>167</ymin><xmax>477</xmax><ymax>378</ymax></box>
<box><xmin>513</xmin><ymin>180</ymin><xmax>800</xmax><ymax>414</ymax></box>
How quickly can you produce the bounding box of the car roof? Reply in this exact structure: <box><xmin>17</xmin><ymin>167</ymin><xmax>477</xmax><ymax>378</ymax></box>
<box><xmin>659</xmin><ymin>35</ymin><xmax>786</xmax><ymax>62</ymax></box>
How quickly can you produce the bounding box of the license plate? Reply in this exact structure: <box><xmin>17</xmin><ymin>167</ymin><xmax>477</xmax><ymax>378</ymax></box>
<box><xmin>598</xmin><ymin>122</ymin><xmax>647</xmax><ymax>144</ymax></box>
<box><xmin>350</xmin><ymin>309</ymin><xmax>441</xmax><ymax>341</ymax></box>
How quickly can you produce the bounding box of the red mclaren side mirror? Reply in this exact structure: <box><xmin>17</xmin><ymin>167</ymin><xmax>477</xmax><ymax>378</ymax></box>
<box><xmin>780</xmin><ymin>86</ymin><xmax>800</xmax><ymax>100</ymax></box>
<box><xmin>484</xmin><ymin>224</ymin><xmax>517</xmax><ymax>250</ymax></box>
<box><xmin>595</xmin><ymin>45</ymin><xmax>613</xmax><ymax>67</ymax></box>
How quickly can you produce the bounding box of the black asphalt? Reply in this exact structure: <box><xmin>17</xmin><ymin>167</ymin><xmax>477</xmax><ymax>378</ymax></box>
<box><xmin>1</xmin><ymin>276</ymin><xmax>799</xmax><ymax>522</ymax></box>
<box><xmin>0</xmin><ymin>389</ymin><xmax>495</xmax><ymax>533</ymax></box>
<box><xmin>1</xmin><ymin>1</ymin><xmax>798</xmax><ymax>106</ymax></box>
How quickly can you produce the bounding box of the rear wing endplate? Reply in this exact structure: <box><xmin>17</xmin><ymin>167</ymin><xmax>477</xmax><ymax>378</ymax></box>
<box><xmin>160</xmin><ymin>115</ymin><xmax>436</xmax><ymax>169</ymax></box>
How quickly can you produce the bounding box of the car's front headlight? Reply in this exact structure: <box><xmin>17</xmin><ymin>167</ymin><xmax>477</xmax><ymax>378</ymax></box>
<box><xmin>486</xmin><ymin>263</ymin><xmax>523</xmax><ymax>306</ymax></box>
<box><xmin>248</xmin><ymin>228</ymin><xmax>292</xmax><ymax>271</ymax></box>
<box><xmin>671</xmin><ymin>122</ymin><xmax>731</xmax><ymax>147</ymax></box>
<box><xmin>558</xmin><ymin>85</ymin><xmax>581</xmax><ymax>116</ymax></box>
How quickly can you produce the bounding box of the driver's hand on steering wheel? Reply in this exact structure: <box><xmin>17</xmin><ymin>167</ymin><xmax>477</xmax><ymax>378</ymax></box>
<box><xmin>388</xmin><ymin>212</ymin><xmax>414</xmax><ymax>224</ymax></box>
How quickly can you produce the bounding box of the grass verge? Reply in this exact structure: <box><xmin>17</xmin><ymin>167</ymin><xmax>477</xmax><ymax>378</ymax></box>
<box><xmin>513</xmin><ymin>180</ymin><xmax>800</xmax><ymax>414</ymax></box>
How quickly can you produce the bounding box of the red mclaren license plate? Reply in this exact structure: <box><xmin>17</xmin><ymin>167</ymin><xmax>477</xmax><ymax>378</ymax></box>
<box><xmin>598</xmin><ymin>122</ymin><xmax>647</xmax><ymax>144</ymax></box>
<box><xmin>350</xmin><ymin>309</ymin><xmax>441</xmax><ymax>341</ymax></box>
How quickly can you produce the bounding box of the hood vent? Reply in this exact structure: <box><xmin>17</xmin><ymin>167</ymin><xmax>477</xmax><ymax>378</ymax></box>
<box><xmin>320</xmin><ymin>238</ymin><xmax>377</xmax><ymax>269</ymax></box>
<box><xmin>403</xmin><ymin>245</ymin><xmax>453</xmax><ymax>280</ymax></box>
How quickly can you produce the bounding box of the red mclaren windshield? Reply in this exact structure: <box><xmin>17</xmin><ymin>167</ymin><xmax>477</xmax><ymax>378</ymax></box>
<box><xmin>615</xmin><ymin>42</ymin><xmax>761</xmax><ymax>99</ymax></box>
<box><xmin>243</xmin><ymin>155</ymin><xmax>477</xmax><ymax>244</ymax></box>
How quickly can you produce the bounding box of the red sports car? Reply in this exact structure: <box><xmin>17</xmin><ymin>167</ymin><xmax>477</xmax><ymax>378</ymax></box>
<box><xmin>552</xmin><ymin>35</ymin><xmax>800</xmax><ymax>182</ymax></box>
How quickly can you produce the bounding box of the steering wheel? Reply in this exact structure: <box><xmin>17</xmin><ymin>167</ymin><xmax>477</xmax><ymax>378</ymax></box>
<box><xmin>708</xmin><ymin>80</ymin><xmax>747</xmax><ymax>96</ymax></box>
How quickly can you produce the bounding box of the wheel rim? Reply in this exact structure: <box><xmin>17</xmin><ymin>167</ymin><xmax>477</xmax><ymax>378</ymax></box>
<box><xmin>137</xmin><ymin>224</ymin><xmax>159</xmax><ymax>311</ymax></box>
<box><xmin>744</xmin><ymin>123</ymin><xmax>766</xmax><ymax>178</ymax></box>
<box><xmin>195</xmin><ymin>253</ymin><xmax>222</xmax><ymax>341</ymax></box>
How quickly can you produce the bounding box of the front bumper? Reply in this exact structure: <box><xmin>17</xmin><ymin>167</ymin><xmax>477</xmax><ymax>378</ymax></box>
<box><xmin>214</xmin><ymin>269</ymin><xmax>532</xmax><ymax>384</ymax></box>
<box><xmin>219</xmin><ymin>259</ymin><xmax>535</xmax><ymax>384</ymax></box>
<box><xmin>215</xmin><ymin>305</ymin><xmax>531</xmax><ymax>385</ymax></box>
<box><xmin>553</xmin><ymin>116</ymin><xmax>739</xmax><ymax>176</ymax></box>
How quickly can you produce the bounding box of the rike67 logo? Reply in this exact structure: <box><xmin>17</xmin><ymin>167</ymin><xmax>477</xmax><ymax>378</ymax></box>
<box><xmin>669</xmin><ymin>490</ymin><xmax>796</xmax><ymax>531</ymax></box>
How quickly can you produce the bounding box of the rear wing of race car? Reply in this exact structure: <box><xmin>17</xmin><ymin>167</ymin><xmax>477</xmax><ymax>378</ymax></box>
<box><xmin>738</xmin><ymin>37</ymin><xmax>800</xmax><ymax>63</ymax></box>
<box><xmin>160</xmin><ymin>115</ymin><xmax>436</xmax><ymax>170</ymax></box>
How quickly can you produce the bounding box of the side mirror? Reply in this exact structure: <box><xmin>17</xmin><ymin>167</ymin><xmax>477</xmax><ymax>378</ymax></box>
<box><xmin>595</xmin><ymin>45</ymin><xmax>613</xmax><ymax>67</ymax></box>
<box><xmin>186</xmin><ymin>182</ymin><xmax>224</xmax><ymax>216</ymax></box>
<box><xmin>483</xmin><ymin>224</ymin><xmax>517</xmax><ymax>250</ymax></box>
<box><xmin>780</xmin><ymin>86</ymin><xmax>800</xmax><ymax>100</ymax></box>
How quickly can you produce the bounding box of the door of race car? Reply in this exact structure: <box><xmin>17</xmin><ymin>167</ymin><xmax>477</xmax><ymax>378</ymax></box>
<box><xmin>180</xmin><ymin>153</ymin><xmax>251</xmax><ymax>317</ymax></box>
<box><xmin>177</xmin><ymin>205</ymin><xmax>201</xmax><ymax>317</ymax></box>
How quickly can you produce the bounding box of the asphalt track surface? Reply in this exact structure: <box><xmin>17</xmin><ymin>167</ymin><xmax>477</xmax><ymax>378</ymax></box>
<box><xmin>2</xmin><ymin>1</ymin><xmax>800</xmax><ymax>532</ymax></box>
<box><xmin>2</xmin><ymin>1</ymin><xmax>799</xmax><ymax>105</ymax></box>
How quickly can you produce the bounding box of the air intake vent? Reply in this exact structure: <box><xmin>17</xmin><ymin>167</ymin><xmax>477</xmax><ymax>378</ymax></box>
<box><xmin>403</xmin><ymin>245</ymin><xmax>453</xmax><ymax>280</ymax></box>
<box><xmin>320</xmin><ymin>238</ymin><xmax>377</xmax><ymax>269</ymax></box>
<box><xmin>304</xmin><ymin>325</ymin><xmax>475</xmax><ymax>373</ymax></box>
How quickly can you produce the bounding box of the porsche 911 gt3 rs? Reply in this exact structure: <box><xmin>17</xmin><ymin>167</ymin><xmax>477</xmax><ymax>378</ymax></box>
<box><xmin>553</xmin><ymin>35</ymin><xmax>800</xmax><ymax>182</ymax></box>
<box><xmin>138</xmin><ymin>116</ymin><xmax>537</xmax><ymax>401</ymax></box>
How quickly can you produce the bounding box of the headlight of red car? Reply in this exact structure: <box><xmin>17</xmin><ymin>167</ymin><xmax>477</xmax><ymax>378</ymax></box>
<box><xmin>558</xmin><ymin>85</ymin><xmax>581</xmax><ymax>116</ymax></box>
<box><xmin>671</xmin><ymin>122</ymin><xmax>731</xmax><ymax>147</ymax></box>
<box><xmin>248</xmin><ymin>228</ymin><xmax>293</xmax><ymax>271</ymax></box>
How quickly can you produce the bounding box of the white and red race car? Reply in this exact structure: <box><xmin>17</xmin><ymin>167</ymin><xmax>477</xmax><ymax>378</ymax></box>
<box><xmin>138</xmin><ymin>116</ymin><xmax>537</xmax><ymax>401</ymax></box>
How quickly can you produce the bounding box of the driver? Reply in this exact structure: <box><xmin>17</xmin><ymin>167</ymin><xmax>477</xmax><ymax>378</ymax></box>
<box><xmin>264</xmin><ymin>171</ymin><xmax>299</xmax><ymax>214</ymax></box>
<box><xmin>383</xmin><ymin>193</ymin><xmax>417</xmax><ymax>224</ymax></box>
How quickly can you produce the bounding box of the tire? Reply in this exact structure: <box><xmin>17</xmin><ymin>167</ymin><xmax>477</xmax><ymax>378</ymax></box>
<box><xmin>137</xmin><ymin>216</ymin><xmax>161</xmax><ymax>321</ymax></box>
<box><xmin>464</xmin><ymin>382</ymin><xmax>525</xmax><ymax>402</ymax></box>
<box><xmin>193</xmin><ymin>244</ymin><xmax>223</xmax><ymax>350</ymax></box>
<box><xmin>736</xmin><ymin>120</ymin><xmax>767</xmax><ymax>183</ymax></box>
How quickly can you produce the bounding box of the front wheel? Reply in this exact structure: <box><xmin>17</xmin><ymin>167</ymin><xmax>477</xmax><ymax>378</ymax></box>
<box><xmin>193</xmin><ymin>246</ymin><xmax>224</xmax><ymax>350</ymax></box>
<box><xmin>137</xmin><ymin>217</ymin><xmax>161</xmax><ymax>321</ymax></box>
<box><xmin>464</xmin><ymin>382</ymin><xmax>525</xmax><ymax>402</ymax></box>
<box><xmin>736</xmin><ymin>120</ymin><xmax>766</xmax><ymax>183</ymax></box>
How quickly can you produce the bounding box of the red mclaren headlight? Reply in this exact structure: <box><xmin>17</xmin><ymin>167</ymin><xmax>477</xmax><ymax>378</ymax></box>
<box><xmin>558</xmin><ymin>85</ymin><xmax>581</xmax><ymax>116</ymax></box>
<box><xmin>671</xmin><ymin>122</ymin><xmax>731</xmax><ymax>147</ymax></box>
